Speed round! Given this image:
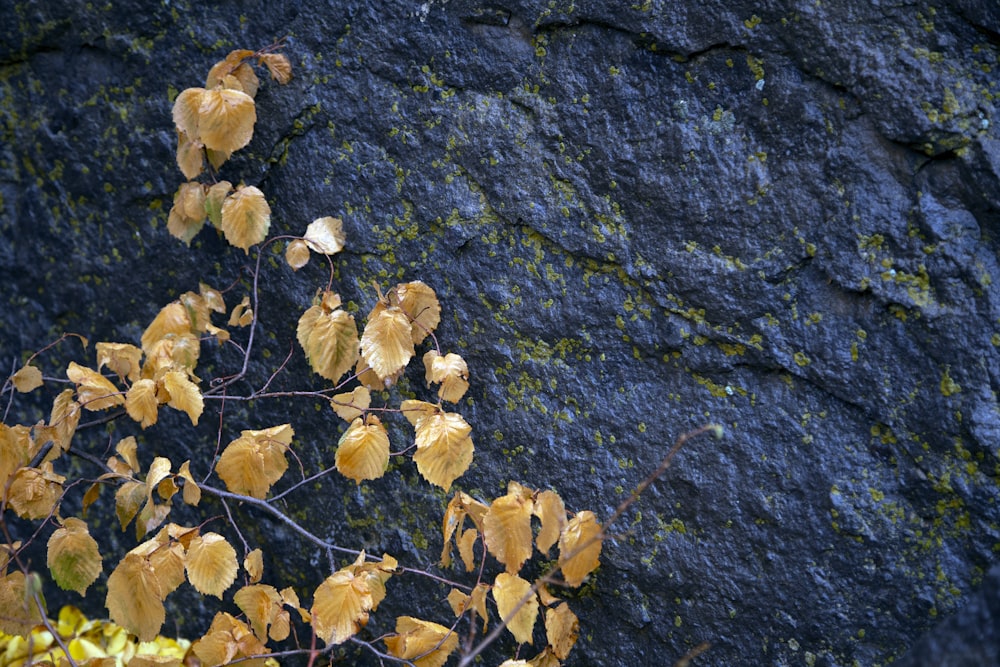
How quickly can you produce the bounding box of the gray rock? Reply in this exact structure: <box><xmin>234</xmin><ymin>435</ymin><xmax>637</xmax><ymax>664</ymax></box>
<box><xmin>1</xmin><ymin>0</ymin><xmax>998</xmax><ymax>665</ymax></box>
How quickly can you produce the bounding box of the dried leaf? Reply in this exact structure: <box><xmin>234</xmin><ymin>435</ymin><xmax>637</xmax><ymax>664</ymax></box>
<box><xmin>141</xmin><ymin>302</ymin><xmax>192</xmax><ymax>354</ymax></box>
<box><xmin>533</xmin><ymin>490</ymin><xmax>566</xmax><ymax>556</ymax></box>
<box><xmin>412</xmin><ymin>410</ymin><xmax>474</xmax><ymax>491</ymax></box>
<box><xmin>234</xmin><ymin>584</ymin><xmax>282</xmax><ymax>641</ymax></box>
<box><xmin>393</xmin><ymin>281</ymin><xmax>440</xmax><ymax>344</ymax></box>
<box><xmin>215</xmin><ymin>425</ymin><xmax>292</xmax><ymax>499</ymax></box>
<box><xmin>117</xmin><ymin>435</ymin><xmax>141</xmax><ymax>473</ymax></box>
<box><xmin>384</xmin><ymin>616</ymin><xmax>459</xmax><ymax>667</ymax></box>
<box><xmin>244</xmin><ymin>548</ymin><xmax>263</xmax><ymax>583</ymax></box>
<box><xmin>229</xmin><ymin>295</ymin><xmax>252</xmax><ymax>327</ymax></box>
<box><xmin>311</xmin><ymin>569</ymin><xmax>373</xmax><ymax>645</ymax></box>
<box><xmin>96</xmin><ymin>342</ymin><xmax>143</xmax><ymax>383</ymax></box>
<box><xmin>304</xmin><ymin>216</ymin><xmax>346</xmax><ymax>255</ymax></box>
<box><xmin>197</xmin><ymin>88</ymin><xmax>256</xmax><ymax>153</ymax></box>
<box><xmin>193</xmin><ymin>612</ymin><xmax>269</xmax><ymax>667</ymax></box>
<box><xmin>493</xmin><ymin>572</ymin><xmax>539</xmax><ymax>645</ymax></box>
<box><xmin>457</xmin><ymin>527</ymin><xmax>478</xmax><ymax>572</ymax></box>
<box><xmin>176</xmin><ymin>129</ymin><xmax>204</xmax><ymax>180</ymax></box>
<box><xmin>167</xmin><ymin>181</ymin><xmax>207</xmax><ymax>245</ymax></box>
<box><xmin>285</xmin><ymin>239</ymin><xmax>310</xmax><ymax>270</ymax></box>
<box><xmin>7</xmin><ymin>463</ymin><xmax>65</xmax><ymax>520</ymax></box>
<box><xmin>558</xmin><ymin>511</ymin><xmax>602</xmax><ymax>587</ymax></box>
<box><xmin>163</xmin><ymin>370</ymin><xmax>203</xmax><ymax>425</ymax></box>
<box><xmin>178</xmin><ymin>460</ymin><xmax>201</xmax><ymax>506</ymax></box>
<box><xmin>297</xmin><ymin>294</ymin><xmax>360</xmax><ymax>383</ymax></box>
<box><xmin>484</xmin><ymin>487</ymin><xmax>534</xmax><ymax>574</ymax></box>
<box><xmin>0</xmin><ymin>572</ymin><xmax>44</xmax><ymax>635</ymax></box>
<box><xmin>423</xmin><ymin>350</ymin><xmax>469</xmax><ymax>403</ymax></box>
<box><xmin>360</xmin><ymin>303</ymin><xmax>414</xmax><ymax>382</ymax></box>
<box><xmin>106</xmin><ymin>553</ymin><xmax>165</xmax><ymax>642</ymax></box>
<box><xmin>0</xmin><ymin>424</ymin><xmax>30</xmax><ymax>487</ymax></box>
<box><xmin>172</xmin><ymin>87</ymin><xmax>204</xmax><ymax>139</ymax></box>
<box><xmin>220</xmin><ymin>185</ymin><xmax>270</xmax><ymax>252</ymax></box>
<box><xmin>47</xmin><ymin>517</ymin><xmax>102</xmax><ymax>596</ymax></box>
<box><xmin>186</xmin><ymin>532</ymin><xmax>238</xmax><ymax>598</ymax></box>
<box><xmin>259</xmin><ymin>53</ymin><xmax>292</xmax><ymax>83</ymax></box>
<box><xmin>545</xmin><ymin>603</ymin><xmax>579</xmax><ymax>660</ymax></box>
<box><xmin>47</xmin><ymin>388</ymin><xmax>81</xmax><ymax>453</ymax></box>
<box><xmin>205</xmin><ymin>180</ymin><xmax>232</xmax><ymax>228</ymax></box>
<box><xmin>205</xmin><ymin>50</ymin><xmax>255</xmax><ymax>88</ymax></box>
<box><xmin>66</xmin><ymin>361</ymin><xmax>123</xmax><ymax>411</ymax></box>
<box><xmin>12</xmin><ymin>365</ymin><xmax>43</xmax><ymax>393</ymax></box>
<box><xmin>125</xmin><ymin>379</ymin><xmax>159</xmax><ymax>429</ymax></box>
<box><xmin>335</xmin><ymin>415</ymin><xmax>390</xmax><ymax>483</ymax></box>
<box><xmin>331</xmin><ymin>386</ymin><xmax>370</xmax><ymax>422</ymax></box>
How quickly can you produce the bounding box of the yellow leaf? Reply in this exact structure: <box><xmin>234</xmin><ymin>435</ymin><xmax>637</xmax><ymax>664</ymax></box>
<box><xmin>106</xmin><ymin>553</ymin><xmax>165</xmax><ymax>642</ymax></box>
<box><xmin>117</xmin><ymin>435</ymin><xmax>141</xmax><ymax>473</ymax></box>
<box><xmin>47</xmin><ymin>517</ymin><xmax>102</xmax><ymax>596</ymax></box>
<box><xmin>335</xmin><ymin>416</ymin><xmax>390</xmax><ymax>483</ymax></box>
<box><xmin>115</xmin><ymin>481</ymin><xmax>145</xmax><ymax>531</ymax></box>
<box><xmin>311</xmin><ymin>569</ymin><xmax>373</xmax><ymax>645</ymax></box>
<box><xmin>7</xmin><ymin>463</ymin><xmax>65</xmax><ymax>520</ymax></box>
<box><xmin>493</xmin><ymin>572</ymin><xmax>539</xmax><ymax>645</ymax></box>
<box><xmin>206</xmin><ymin>49</ymin><xmax>256</xmax><ymax>88</ymax></box>
<box><xmin>167</xmin><ymin>181</ymin><xmax>207</xmax><ymax>245</ymax></box>
<box><xmin>205</xmin><ymin>180</ymin><xmax>232</xmax><ymax>228</ymax></box>
<box><xmin>172</xmin><ymin>87</ymin><xmax>204</xmax><ymax>140</ymax></box>
<box><xmin>125</xmin><ymin>379</ymin><xmax>159</xmax><ymax>429</ymax></box>
<box><xmin>347</xmin><ymin>553</ymin><xmax>396</xmax><ymax>612</ymax></box>
<box><xmin>393</xmin><ymin>280</ymin><xmax>441</xmax><ymax>344</ymax></box>
<box><xmin>423</xmin><ymin>350</ymin><xmax>469</xmax><ymax>403</ymax></box>
<box><xmin>384</xmin><ymin>616</ymin><xmax>459</xmax><ymax>667</ymax></box>
<box><xmin>483</xmin><ymin>487</ymin><xmax>534</xmax><ymax>574</ymax></box>
<box><xmin>162</xmin><ymin>370</ymin><xmax>203</xmax><ymax>425</ymax></box>
<box><xmin>399</xmin><ymin>398</ymin><xmax>438</xmax><ymax>426</ymax></box>
<box><xmin>558</xmin><ymin>511</ymin><xmax>602</xmax><ymax>587</ymax></box>
<box><xmin>220</xmin><ymin>185</ymin><xmax>270</xmax><ymax>252</ymax></box>
<box><xmin>141</xmin><ymin>302</ymin><xmax>192</xmax><ymax>354</ymax></box>
<box><xmin>412</xmin><ymin>410</ymin><xmax>474</xmax><ymax>491</ymax></box>
<box><xmin>297</xmin><ymin>294</ymin><xmax>359</xmax><ymax>383</ymax></box>
<box><xmin>0</xmin><ymin>571</ymin><xmax>44</xmax><ymax>635</ymax></box>
<box><xmin>360</xmin><ymin>303</ymin><xmax>415</xmax><ymax>382</ymax></box>
<box><xmin>206</xmin><ymin>146</ymin><xmax>233</xmax><ymax>170</ymax></box>
<box><xmin>457</xmin><ymin>527</ymin><xmax>478</xmax><ymax>572</ymax></box>
<box><xmin>215</xmin><ymin>425</ymin><xmax>292</xmax><ymax>499</ymax></box>
<box><xmin>66</xmin><ymin>361</ymin><xmax>123</xmax><ymax>411</ymax></box>
<box><xmin>135</xmin><ymin>528</ymin><xmax>187</xmax><ymax>598</ymax></box>
<box><xmin>1</xmin><ymin>424</ymin><xmax>31</xmax><ymax>488</ymax></box>
<box><xmin>259</xmin><ymin>53</ymin><xmax>293</xmax><ymax>83</ymax></box>
<box><xmin>441</xmin><ymin>491</ymin><xmax>488</xmax><ymax>567</ymax></box>
<box><xmin>178</xmin><ymin>460</ymin><xmax>201</xmax><ymax>506</ymax></box>
<box><xmin>96</xmin><ymin>342</ymin><xmax>143</xmax><ymax>383</ymax></box>
<box><xmin>47</xmin><ymin>388</ymin><xmax>81</xmax><ymax>453</ymax></box>
<box><xmin>176</xmin><ymin>129</ymin><xmax>204</xmax><ymax>180</ymax></box>
<box><xmin>12</xmin><ymin>364</ymin><xmax>43</xmax><ymax>393</ymax></box>
<box><xmin>244</xmin><ymin>548</ymin><xmax>263</xmax><ymax>583</ymax></box>
<box><xmin>285</xmin><ymin>239</ymin><xmax>310</xmax><ymax>270</ymax></box>
<box><xmin>533</xmin><ymin>490</ymin><xmax>566</xmax><ymax>556</ymax></box>
<box><xmin>197</xmin><ymin>88</ymin><xmax>256</xmax><ymax>153</ymax></box>
<box><xmin>234</xmin><ymin>584</ymin><xmax>282</xmax><ymax>641</ymax></box>
<box><xmin>81</xmin><ymin>482</ymin><xmax>102</xmax><ymax>517</ymax></box>
<box><xmin>185</xmin><ymin>532</ymin><xmax>238</xmax><ymax>598</ymax></box>
<box><xmin>331</xmin><ymin>386</ymin><xmax>370</xmax><ymax>422</ymax></box>
<box><xmin>220</xmin><ymin>62</ymin><xmax>259</xmax><ymax>97</ymax></box>
<box><xmin>303</xmin><ymin>216</ymin><xmax>346</xmax><ymax>255</ymax></box>
<box><xmin>193</xmin><ymin>612</ymin><xmax>269</xmax><ymax>667</ymax></box>
<box><xmin>228</xmin><ymin>294</ymin><xmax>252</xmax><ymax>327</ymax></box>
<box><xmin>545</xmin><ymin>603</ymin><xmax>579</xmax><ymax>660</ymax></box>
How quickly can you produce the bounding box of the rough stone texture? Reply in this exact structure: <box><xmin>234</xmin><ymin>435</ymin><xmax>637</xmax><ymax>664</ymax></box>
<box><xmin>1</xmin><ymin>0</ymin><xmax>998</xmax><ymax>665</ymax></box>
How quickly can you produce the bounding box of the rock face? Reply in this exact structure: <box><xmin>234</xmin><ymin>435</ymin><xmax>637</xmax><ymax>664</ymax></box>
<box><xmin>1</xmin><ymin>0</ymin><xmax>998</xmax><ymax>665</ymax></box>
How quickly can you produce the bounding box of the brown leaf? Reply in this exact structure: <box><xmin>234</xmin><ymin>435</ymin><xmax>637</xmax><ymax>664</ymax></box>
<box><xmin>205</xmin><ymin>50</ymin><xmax>256</xmax><ymax>88</ymax></box>
<box><xmin>259</xmin><ymin>53</ymin><xmax>293</xmax><ymax>83</ymax></box>
<box><xmin>0</xmin><ymin>572</ymin><xmax>44</xmax><ymax>635</ymax></box>
<box><xmin>193</xmin><ymin>612</ymin><xmax>270</xmax><ymax>667</ymax></box>
<box><xmin>220</xmin><ymin>185</ymin><xmax>270</xmax><ymax>252</ymax></box>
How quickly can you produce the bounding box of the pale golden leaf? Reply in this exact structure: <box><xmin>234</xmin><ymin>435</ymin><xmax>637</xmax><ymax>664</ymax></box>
<box><xmin>533</xmin><ymin>490</ymin><xmax>566</xmax><ymax>556</ymax></box>
<box><xmin>117</xmin><ymin>435</ymin><xmax>140</xmax><ymax>473</ymax></box>
<box><xmin>244</xmin><ymin>548</ymin><xmax>263</xmax><ymax>583</ymax></box>
<box><xmin>558</xmin><ymin>511</ymin><xmax>602</xmax><ymax>587</ymax></box>
<box><xmin>0</xmin><ymin>424</ymin><xmax>31</xmax><ymax>488</ymax></box>
<box><xmin>106</xmin><ymin>553</ymin><xmax>165</xmax><ymax>642</ymax></box>
<box><xmin>234</xmin><ymin>584</ymin><xmax>282</xmax><ymax>641</ymax></box>
<box><xmin>12</xmin><ymin>364</ymin><xmax>42</xmax><ymax>393</ymax></box>
<box><xmin>215</xmin><ymin>426</ymin><xmax>291</xmax><ymax>499</ymax></box>
<box><xmin>447</xmin><ymin>588</ymin><xmax>469</xmax><ymax>617</ymax></box>
<box><xmin>348</xmin><ymin>553</ymin><xmax>397</xmax><ymax>612</ymax></box>
<box><xmin>206</xmin><ymin>146</ymin><xmax>233</xmax><ymax>170</ymax></box>
<box><xmin>199</xmin><ymin>282</ymin><xmax>226</xmax><ymax>313</ymax></box>
<box><xmin>7</xmin><ymin>463</ymin><xmax>65</xmax><ymax>520</ymax></box>
<box><xmin>484</xmin><ymin>489</ymin><xmax>534</xmax><ymax>574</ymax></box>
<box><xmin>193</xmin><ymin>612</ymin><xmax>269</xmax><ymax>667</ymax></box>
<box><xmin>529</xmin><ymin>648</ymin><xmax>563</xmax><ymax>667</ymax></box>
<box><xmin>423</xmin><ymin>350</ymin><xmax>469</xmax><ymax>403</ymax></box>
<box><xmin>311</xmin><ymin>569</ymin><xmax>373</xmax><ymax>645</ymax></box>
<box><xmin>228</xmin><ymin>295</ymin><xmax>252</xmax><ymax>327</ymax></box>
<box><xmin>331</xmin><ymin>386</ymin><xmax>370</xmax><ymax>422</ymax></box>
<box><xmin>172</xmin><ymin>87</ymin><xmax>204</xmax><ymax>139</ymax></box>
<box><xmin>393</xmin><ymin>280</ymin><xmax>441</xmax><ymax>344</ymax></box>
<box><xmin>141</xmin><ymin>302</ymin><xmax>192</xmax><ymax>353</ymax></box>
<box><xmin>224</xmin><ymin>63</ymin><xmax>259</xmax><ymax>98</ymax></box>
<box><xmin>296</xmin><ymin>297</ymin><xmax>360</xmax><ymax>383</ymax></box>
<box><xmin>185</xmin><ymin>532</ymin><xmax>238</xmax><ymax>598</ymax></box>
<box><xmin>146</xmin><ymin>457</ymin><xmax>173</xmax><ymax>503</ymax></box>
<box><xmin>96</xmin><ymin>342</ymin><xmax>143</xmax><ymax>383</ymax></box>
<box><xmin>220</xmin><ymin>185</ymin><xmax>270</xmax><ymax>253</ymax></box>
<box><xmin>163</xmin><ymin>370</ymin><xmax>203</xmax><ymax>425</ymax></box>
<box><xmin>67</xmin><ymin>361</ymin><xmax>123</xmax><ymax>411</ymax></box>
<box><xmin>205</xmin><ymin>181</ymin><xmax>232</xmax><ymax>228</ymax></box>
<box><xmin>470</xmin><ymin>582</ymin><xmax>490</xmax><ymax>631</ymax></box>
<box><xmin>360</xmin><ymin>303</ymin><xmax>415</xmax><ymax>381</ymax></box>
<box><xmin>144</xmin><ymin>535</ymin><xmax>187</xmax><ymax>598</ymax></box>
<box><xmin>545</xmin><ymin>603</ymin><xmax>579</xmax><ymax>660</ymax></box>
<box><xmin>205</xmin><ymin>50</ymin><xmax>255</xmax><ymax>88</ymax></box>
<box><xmin>384</xmin><ymin>616</ymin><xmax>459</xmax><ymax>667</ymax></box>
<box><xmin>412</xmin><ymin>411</ymin><xmax>474</xmax><ymax>491</ymax></box>
<box><xmin>176</xmin><ymin>129</ymin><xmax>204</xmax><ymax>180</ymax></box>
<box><xmin>457</xmin><ymin>527</ymin><xmax>478</xmax><ymax>572</ymax></box>
<box><xmin>399</xmin><ymin>399</ymin><xmax>438</xmax><ymax>427</ymax></box>
<box><xmin>48</xmin><ymin>388</ymin><xmax>80</xmax><ymax>453</ymax></box>
<box><xmin>493</xmin><ymin>572</ymin><xmax>539</xmax><ymax>645</ymax></box>
<box><xmin>178</xmin><ymin>460</ymin><xmax>201</xmax><ymax>506</ymax></box>
<box><xmin>354</xmin><ymin>352</ymin><xmax>393</xmax><ymax>390</ymax></box>
<box><xmin>270</xmin><ymin>609</ymin><xmax>291</xmax><ymax>642</ymax></box>
<box><xmin>167</xmin><ymin>182</ymin><xmax>207</xmax><ymax>245</ymax></box>
<box><xmin>0</xmin><ymin>571</ymin><xmax>44</xmax><ymax>635</ymax></box>
<box><xmin>125</xmin><ymin>379</ymin><xmax>159</xmax><ymax>429</ymax></box>
<box><xmin>136</xmin><ymin>496</ymin><xmax>171</xmax><ymax>539</ymax></box>
<box><xmin>285</xmin><ymin>239</ymin><xmax>310</xmax><ymax>270</ymax></box>
<box><xmin>115</xmin><ymin>481</ymin><xmax>145</xmax><ymax>531</ymax></box>
<box><xmin>180</xmin><ymin>290</ymin><xmax>215</xmax><ymax>335</ymax></box>
<box><xmin>441</xmin><ymin>491</ymin><xmax>489</xmax><ymax>568</ymax></box>
<box><xmin>197</xmin><ymin>88</ymin><xmax>256</xmax><ymax>153</ymax></box>
<box><xmin>260</xmin><ymin>53</ymin><xmax>292</xmax><ymax>83</ymax></box>
<box><xmin>47</xmin><ymin>517</ymin><xmax>102</xmax><ymax>596</ymax></box>
<box><xmin>303</xmin><ymin>216</ymin><xmax>346</xmax><ymax>255</ymax></box>
<box><xmin>335</xmin><ymin>416</ymin><xmax>390</xmax><ymax>484</ymax></box>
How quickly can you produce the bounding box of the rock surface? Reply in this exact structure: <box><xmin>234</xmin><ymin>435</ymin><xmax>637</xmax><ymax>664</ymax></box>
<box><xmin>1</xmin><ymin>0</ymin><xmax>998</xmax><ymax>665</ymax></box>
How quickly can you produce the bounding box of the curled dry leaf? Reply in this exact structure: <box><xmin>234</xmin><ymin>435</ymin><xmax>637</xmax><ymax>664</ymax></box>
<box><xmin>67</xmin><ymin>361</ymin><xmax>123</xmax><ymax>411</ymax></box>
<box><xmin>205</xmin><ymin>50</ymin><xmax>255</xmax><ymax>89</ymax></box>
<box><xmin>234</xmin><ymin>584</ymin><xmax>288</xmax><ymax>642</ymax></box>
<box><xmin>47</xmin><ymin>517</ymin><xmax>103</xmax><ymax>596</ymax></box>
<box><xmin>259</xmin><ymin>53</ymin><xmax>293</xmax><ymax>83</ymax></box>
<box><xmin>244</xmin><ymin>548</ymin><xmax>264</xmax><ymax>584</ymax></box>
<box><xmin>304</xmin><ymin>216</ymin><xmax>346</xmax><ymax>255</ymax></box>
<box><xmin>220</xmin><ymin>185</ymin><xmax>271</xmax><ymax>253</ymax></box>
<box><xmin>96</xmin><ymin>342</ymin><xmax>143</xmax><ymax>383</ymax></box>
<box><xmin>193</xmin><ymin>612</ymin><xmax>270</xmax><ymax>667</ymax></box>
